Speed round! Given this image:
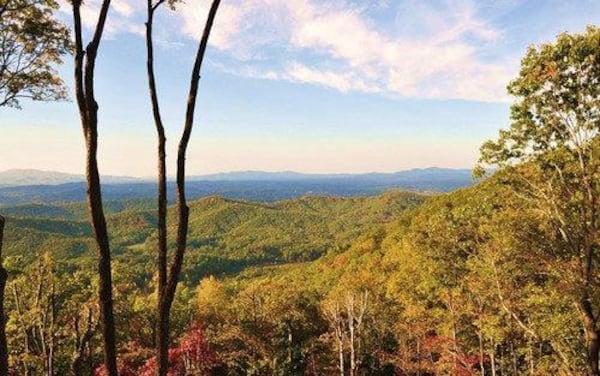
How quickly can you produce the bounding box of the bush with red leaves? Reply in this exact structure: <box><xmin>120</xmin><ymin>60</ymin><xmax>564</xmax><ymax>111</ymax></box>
<box><xmin>96</xmin><ymin>326</ymin><xmax>216</xmax><ymax>376</ymax></box>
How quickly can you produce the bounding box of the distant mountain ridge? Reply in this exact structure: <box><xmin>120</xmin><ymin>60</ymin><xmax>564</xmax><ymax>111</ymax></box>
<box><xmin>189</xmin><ymin>167</ymin><xmax>472</xmax><ymax>181</ymax></box>
<box><xmin>0</xmin><ymin>169</ymin><xmax>141</xmax><ymax>187</ymax></box>
<box><xmin>0</xmin><ymin>167</ymin><xmax>475</xmax><ymax>205</ymax></box>
<box><xmin>0</xmin><ymin>167</ymin><xmax>473</xmax><ymax>187</ymax></box>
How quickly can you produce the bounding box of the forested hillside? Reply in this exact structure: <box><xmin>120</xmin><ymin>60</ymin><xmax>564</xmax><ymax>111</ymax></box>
<box><xmin>2</xmin><ymin>2</ymin><xmax>599</xmax><ymax>375</ymax></box>
<box><xmin>4</xmin><ymin>167</ymin><xmax>597</xmax><ymax>375</ymax></box>
<box><xmin>2</xmin><ymin>190</ymin><xmax>432</xmax><ymax>374</ymax></box>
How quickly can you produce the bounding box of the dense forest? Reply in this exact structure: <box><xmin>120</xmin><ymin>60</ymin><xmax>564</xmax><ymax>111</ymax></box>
<box><xmin>1</xmin><ymin>0</ymin><xmax>599</xmax><ymax>374</ymax></box>
<box><xmin>0</xmin><ymin>164</ymin><xmax>598</xmax><ymax>375</ymax></box>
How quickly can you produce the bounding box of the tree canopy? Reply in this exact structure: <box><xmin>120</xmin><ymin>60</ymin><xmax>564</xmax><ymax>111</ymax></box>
<box><xmin>0</xmin><ymin>0</ymin><xmax>70</xmax><ymax>108</ymax></box>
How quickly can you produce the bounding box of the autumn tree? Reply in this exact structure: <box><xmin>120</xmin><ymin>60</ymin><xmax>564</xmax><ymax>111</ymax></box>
<box><xmin>478</xmin><ymin>26</ymin><xmax>600</xmax><ymax>376</ymax></box>
<box><xmin>145</xmin><ymin>1</ymin><xmax>221</xmax><ymax>375</ymax></box>
<box><xmin>69</xmin><ymin>0</ymin><xmax>118</xmax><ymax>374</ymax></box>
<box><xmin>0</xmin><ymin>0</ymin><xmax>70</xmax><ymax>108</ymax></box>
<box><xmin>0</xmin><ymin>2</ymin><xmax>69</xmax><ymax>371</ymax></box>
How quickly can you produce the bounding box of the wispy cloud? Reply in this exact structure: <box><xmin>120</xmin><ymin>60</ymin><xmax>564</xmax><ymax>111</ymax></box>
<box><xmin>178</xmin><ymin>0</ymin><xmax>514</xmax><ymax>102</ymax></box>
<box><xmin>61</xmin><ymin>0</ymin><xmax>515</xmax><ymax>102</ymax></box>
<box><xmin>58</xmin><ymin>0</ymin><xmax>144</xmax><ymax>36</ymax></box>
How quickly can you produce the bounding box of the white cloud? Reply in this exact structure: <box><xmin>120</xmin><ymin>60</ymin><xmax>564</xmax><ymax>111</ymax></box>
<box><xmin>58</xmin><ymin>0</ymin><xmax>144</xmax><ymax>36</ymax></box>
<box><xmin>285</xmin><ymin>62</ymin><xmax>381</xmax><ymax>93</ymax></box>
<box><xmin>60</xmin><ymin>0</ymin><xmax>514</xmax><ymax>102</ymax></box>
<box><xmin>177</xmin><ymin>0</ymin><xmax>513</xmax><ymax>102</ymax></box>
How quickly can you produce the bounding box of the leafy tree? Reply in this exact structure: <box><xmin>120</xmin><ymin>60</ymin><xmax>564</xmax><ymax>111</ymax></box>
<box><xmin>0</xmin><ymin>1</ymin><xmax>69</xmax><ymax>369</ymax></box>
<box><xmin>0</xmin><ymin>0</ymin><xmax>70</xmax><ymax>108</ymax></box>
<box><xmin>478</xmin><ymin>26</ymin><xmax>600</xmax><ymax>375</ymax></box>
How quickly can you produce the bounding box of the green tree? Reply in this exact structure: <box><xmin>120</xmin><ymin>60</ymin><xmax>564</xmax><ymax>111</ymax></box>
<box><xmin>0</xmin><ymin>2</ymin><xmax>69</xmax><ymax>370</ymax></box>
<box><xmin>0</xmin><ymin>0</ymin><xmax>70</xmax><ymax>108</ymax></box>
<box><xmin>478</xmin><ymin>26</ymin><xmax>600</xmax><ymax>376</ymax></box>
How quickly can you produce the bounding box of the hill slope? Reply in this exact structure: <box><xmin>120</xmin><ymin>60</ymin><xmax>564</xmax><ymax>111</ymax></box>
<box><xmin>2</xmin><ymin>190</ymin><xmax>428</xmax><ymax>284</ymax></box>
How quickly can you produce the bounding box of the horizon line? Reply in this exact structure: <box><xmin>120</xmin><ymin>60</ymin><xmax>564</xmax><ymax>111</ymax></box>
<box><xmin>0</xmin><ymin>166</ymin><xmax>475</xmax><ymax>180</ymax></box>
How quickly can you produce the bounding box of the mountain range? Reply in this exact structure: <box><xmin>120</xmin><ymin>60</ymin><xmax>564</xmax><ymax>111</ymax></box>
<box><xmin>0</xmin><ymin>168</ymin><xmax>473</xmax><ymax>185</ymax></box>
<box><xmin>0</xmin><ymin>167</ymin><xmax>475</xmax><ymax>204</ymax></box>
<box><xmin>0</xmin><ymin>169</ymin><xmax>142</xmax><ymax>187</ymax></box>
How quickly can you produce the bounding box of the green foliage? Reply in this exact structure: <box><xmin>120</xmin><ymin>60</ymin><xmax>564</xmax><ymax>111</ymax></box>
<box><xmin>0</xmin><ymin>0</ymin><xmax>70</xmax><ymax>108</ymax></box>
<box><xmin>478</xmin><ymin>26</ymin><xmax>600</xmax><ymax>375</ymax></box>
<box><xmin>2</xmin><ymin>23</ymin><xmax>599</xmax><ymax>376</ymax></box>
<box><xmin>479</xmin><ymin>26</ymin><xmax>600</xmax><ymax>169</ymax></box>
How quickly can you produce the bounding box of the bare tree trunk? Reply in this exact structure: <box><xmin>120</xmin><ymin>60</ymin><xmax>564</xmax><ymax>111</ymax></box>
<box><xmin>477</xmin><ymin>330</ymin><xmax>485</xmax><ymax>376</ymax></box>
<box><xmin>72</xmin><ymin>307</ymin><xmax>97</xmax><ymax>376</ymax></box>
<box><xmin>509</xmin><ymin>337</ymin><xmax>518</xmax><ymax>375</ymax></box>
<box><xmin>528</xmin><ymin>336</ymin><xmax>535</xmax><ymax>375</ymax></box>
<box><xmin>286</xmin><ymin>320</ymin><xmax>293</xmax><ymax>366</ymax></box>
<box><xmin>12</xmin><ymin>284</ymin><xmax>32</xmax><ymax>376</ymax></box>
<box><xmin>145</xmin><ymin>2</ymin><xmax>221</xmax><ymax>375</ymax></box>
<box><xmin>489</xmin><ymin>340</ymin><xmax>496</xmax><ymax>376</ymax></box>
<box><xmin>581</xmin><ymin>298</ymin><xmax>599</xmax><ymax>376</ymax></box>
<box><xmin>0</xmin><ymin>215</ymin><xmax>8</xmax><ymax>376</ymax></box>
<box><xmin>347</xmin><ymin>295</ymin><xmax>355</xmax><ymax>376</ymax></box>
<box><xmin>338</xmin><ymin>335</ymin><xmax>344</xmax><ymax>376</ymax></box>
<box><xmin>416</xmin><ymin>337</ymin><xmax>421</xmax><ymax>376</ymax></box>
<box><xmin>47</xmin><ymin>282</ymin><xmax>56</xmax><ymax>376</ymax></box>
<box><xmin>345</xmin><ymin>291</ymin><xmax>367</xmax><ymax>376</ymax></box>
<box><xmin>71</xmin><ymin>1</ymin><xmax>117</xmax><ymax>375</ymax></box>
<box><xmin>326</xmin><ymin>303</ymin><xmax>345</xmax><ymax>376</ymax></box>
<box><xmin>145</xmin><ymin>2</ymin><xmax>169</xmax><ymax>375</ymax></box>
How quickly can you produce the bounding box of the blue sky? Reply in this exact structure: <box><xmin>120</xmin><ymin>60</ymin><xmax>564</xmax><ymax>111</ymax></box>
<box><xmin>1</xmin><ymin>0</ymin><xmax>599</xmax><ymax>176</ymax></box>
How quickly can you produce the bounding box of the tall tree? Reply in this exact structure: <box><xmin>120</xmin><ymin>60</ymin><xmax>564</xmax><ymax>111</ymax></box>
<box><xmin>70</xmin><ymin>0</ymin><xmax>118</xmax><ymax>375</ymax></box>
<box><xmin>0</xmin><ymin>0</ymin><xmax>70</xmax><ymax>108</ymax></box>
<box><xmin>478</xmin><ymin>26</ymin><xmax>600</xmax><ymax>376</ymax></box>
<box><xmin>0</xmin><ymin>1</ymin><xmax>69</xmax><ymax>371</ymax></box>
<box><xmin>145</xmin><ymin>1</ymin><xmax>221</xmax><ymax>375</ymax></box>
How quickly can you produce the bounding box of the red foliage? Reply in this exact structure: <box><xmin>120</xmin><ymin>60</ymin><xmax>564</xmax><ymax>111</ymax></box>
<box><xmin>138</xmin><ymin>325</ymin><xmax>217</xmax><ymax>376</ymax></box>
<box><xmin>421</xmin><ymin>334</ymin><xmax>478</xmax><ymax>376</ymax></box>
<box><xmin>94</xmin><ymin>362</ymin><xmax>138</xmax><ymax>376</ymax></box>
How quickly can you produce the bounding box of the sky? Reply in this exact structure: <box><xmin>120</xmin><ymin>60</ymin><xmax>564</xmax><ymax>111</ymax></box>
<box><xmin>1</xmin><ymin>0</ymin><xmax>599</xmax><ymax>177</ymax></box>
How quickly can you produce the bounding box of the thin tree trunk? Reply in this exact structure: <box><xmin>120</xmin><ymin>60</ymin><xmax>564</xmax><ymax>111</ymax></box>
<box><xmin>489</xmin><ymin>340</ymin><xmax>496</xmax><ymax>376</ymax></box>
<box><xmin>580</xmin><ymin>286</ymin><xmax>600</xmax><ymax>376</ymax></box>
<box><xmin>583</xmin><ymin>313</ymin><xmax>599</xmax><ymax>376</ymax></box>
<box><xmin>287</xmin><ymin>320</ymin><xmax>293</xmax><ymax>366</ymax></box>
<box><xmin>338</xmin><ymin>335</ymin><xmax>344</xmax><ymax>376</ymax></box>
<box><xmin>71</xmin><ymin>1</ymin><xmax>117</xmax><ymax>375</ymax></box>
<box><xmin>146</xmin><ymin>2</ymin><xmax>221</xmax><ymax>375</ymax></box>
<box><xmin>12</xmin><ymin>285</ymin><xmax>31</xmax><ymax>376</ymax></box>
<box><xmin>528</xmin><ymin>336</ymin><xmax>535</xmax><ymax>375</ymax></box>
<box><xmin>510</xmin><ymin>337</ymin><xmax>518</xmax><ymax>375</ymax></box>
<box><xmin>417</xmin><ymin>337</ymin><xmax>421</xmax><ymax>376</ymax></box>
<box><xmin>145</xmin><ymin>2</ymin><xmax>169</xmax><ymax>375</ymax></box>
<box><xmin>47</xmin><ymin>282</ymin><xmax>56</xmax><ymax>376</ymax></box>
<box><xmin>72</xmin><ymin>307</ymin><xmax>96</xmax><ymax>376</ymax></box>
<box><xmin>477</xmin><ymin>330</ymin><xmax>485</xmax><ymax>376</ymax></box>
<box><xmin>0</xmin><ymin>215</ymin><xmax>8</xmax><ymax>376</ymax></box>
<box><xmin>347</xmin><ymin>295</ymin><xmax>355</xmax><ymax>376</ymax></box>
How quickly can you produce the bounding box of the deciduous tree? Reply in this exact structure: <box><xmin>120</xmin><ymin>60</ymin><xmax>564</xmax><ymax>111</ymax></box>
<box><xmin>0</xmin><ymin>0</ymin><xmax>69</xmax><ymax>108</ymax></box>
<box><xmin>478</xmin><ymin>26</ymin><xmax>600</xmax><ymax>375</ymax></box>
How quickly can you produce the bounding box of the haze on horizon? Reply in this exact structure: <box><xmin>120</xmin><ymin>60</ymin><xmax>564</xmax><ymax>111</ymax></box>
<box><xmin>2</xmin><ymin>0</ymin><xmax>599</xmax><ymax>177</ymax></box>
